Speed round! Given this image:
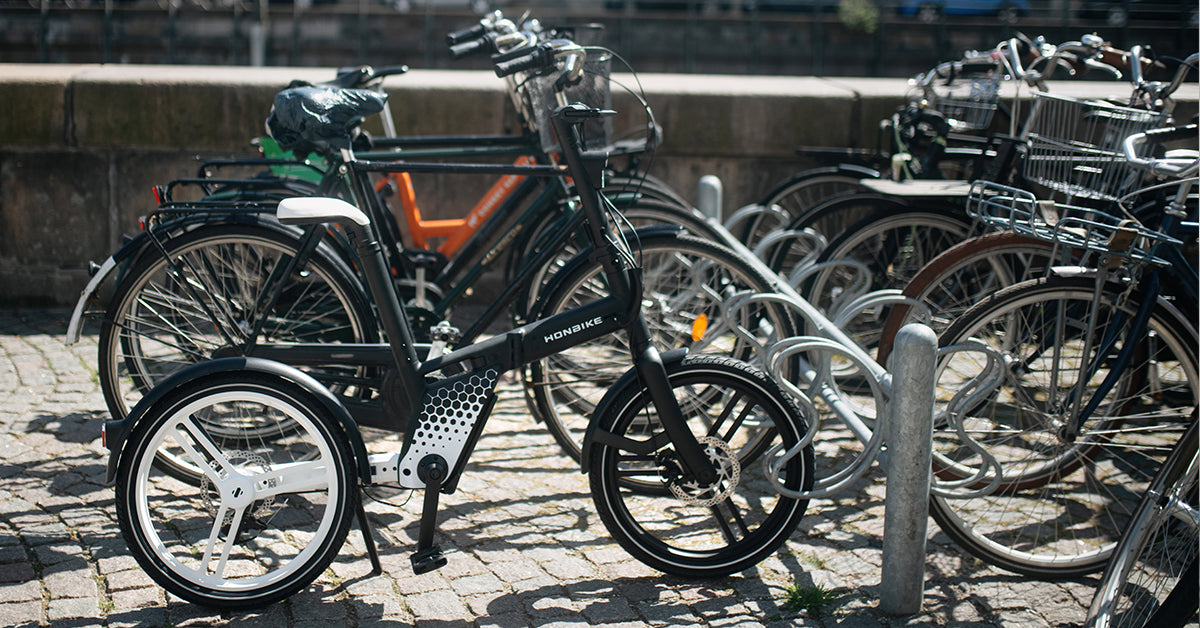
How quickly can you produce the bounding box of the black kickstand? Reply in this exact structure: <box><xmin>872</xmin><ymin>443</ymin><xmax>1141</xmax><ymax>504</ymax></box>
<box><xmin>410</xmin><ymin>455</ymin><xmax>449</xmax><ymax>575</ymax></box>
<box><xmin>354</xmin><ymin>491</ymin><xmax>383</xmax><ymax>575</ymax></box>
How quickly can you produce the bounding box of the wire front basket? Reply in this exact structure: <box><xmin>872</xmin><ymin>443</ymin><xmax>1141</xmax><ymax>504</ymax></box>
<box><xmin>927</xmin><ymin>72</ymin><xmax>1001</xmax><ymax>132</ymax></box>
<box><xmin>1022</xmin><ymin>93</ymin><xmax>1165</xmax><ymax>202</ymax></box>
<box><xmin>523</xmin><ymin>52</ymin><xmax>613</xmax><ymax>154</ymax></box>
<box><xmin>967</xmin><ymin>180</ymin><xmax>1180</xmax><ymax>266</ymax></box>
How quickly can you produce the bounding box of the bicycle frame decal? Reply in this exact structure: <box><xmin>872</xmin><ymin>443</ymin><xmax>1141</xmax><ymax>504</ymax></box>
<box><xmin>542</xmin><ymin>314</ymin><xmax>604</xmax><ymax>344</ymax></box>
<box><xmin>397</xmin><ymin>367</ymin><xmax>500</xmax><ymax>490</ymax></box>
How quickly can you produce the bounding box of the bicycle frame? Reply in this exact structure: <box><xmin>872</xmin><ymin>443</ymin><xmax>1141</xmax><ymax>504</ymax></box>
<box><xmin>234</xmin><ymin>106</ymin><xmax>719</xmax><ymax>573</ymax></box>
<box><xmin>1060</xmin><ymin>178</ymin><xmax>1198</xmax><ymax>440</ymax></box>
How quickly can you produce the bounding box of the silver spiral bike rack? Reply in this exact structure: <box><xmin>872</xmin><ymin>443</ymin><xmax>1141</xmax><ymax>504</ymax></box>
<box><xmin>697</xmin><ymin>177</ymin><xmax>1006</xmax><ymax>614</ymax></box>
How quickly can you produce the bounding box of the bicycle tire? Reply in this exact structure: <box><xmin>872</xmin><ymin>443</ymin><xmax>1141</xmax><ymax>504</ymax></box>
<box><xmin>99</xmin><ymin>225</ymin><xmax>376</xmax><ymax>481</ymax></box>
<box><xmin>875</xmin><ymin>231</ymin><xmax>1061</xmax><ymax>366</ymax></box>
<box><xmin>603</xmin><ymin>173</ymin><xmax>693</xmax><ymax>210</ymax></box>
<box><xmin>762</xmin><ymin>194</ymin><xmax>915</xmax><ymax>291</ymax></box>
<box><xmin>1087</xmin><ymin>421</ymin><xmax>1198</xmax><ymax>628</ymax></box>
<box><xmin>505</xmin><ymin>197</ymin><xmax>722</xmax><ymax>323</ymax></box>
<box><xmin>789</xmin><ymin>191</ymin><xmax>909</xmax><ymax>242</ymax></box>
<box><xmin>738</xmin><ymin>166</ymin><xmax>873</xmax><ymax>246</ymax></box>
<box><xmin>525</xmin><ymin>231</ymin><xmax>798</xmax><ymax>463</ymax></box>
<box><xmin>114</xmin><ymin>370</ymin><xmax>356</xmax><ymax>609</ymax></box>
<box><xmin>796</xmin><ymin>207</ymin><xmax>972</xmax><ymax>370</ymax></box>
<box><xmin>930</xmin><ymin>276</ymin><xmax>1198</xmax><ymax>577</ymax></box>
<box><xmin>588</xmin><ymin>354</ymin><xmax>814</xmax><ymax>577</ymax></box>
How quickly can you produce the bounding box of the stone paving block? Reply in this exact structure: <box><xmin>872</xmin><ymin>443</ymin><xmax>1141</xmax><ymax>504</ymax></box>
<box><xmin>43</xmin><ymin>570</ymin><xmax>99</xmax><ymax>601</ymax></box>
<box><xmin>0</xmin><ymin>579</ymin><xmax>40</xmax><ymax>603</ymax></box>
<box><xmin>465</xmin><ymin>589</ymin><xmax>522</xmax><ymax>616</ymax></box>
<box><xmin>532</xmin><ymin>617</ymin><xmax>593</xmax><ymax>628</ymax></box>
<box><xmin>344</xmin><ymin>574</ymin><xmax>396</xmax><ymax>598</ymax></box>
<box><xmin>46</xmin><ymin>595</ymin><xmax>100</xmax><ymax>622</ymax></box>
<box><xmin>405</xmin><ymin>588</ymin><xmax>471</xmax><ymax>621</ymax></box>
<box><xmin>287</xmin><ymin>591</ymin><xmax>349</xmax><ymax>622</ymax></box>
<box><xmin>635</xmin><ymin>599</ymin><xmax>701</xmax><ymax>625</ymax></box>
<box><xmin>105</xmin><ymin>568</ymin><xmax>156</xmax><ymax>592</ymax></box>
<box><xmin>391</xmin><ymin>571</ymin><xmax>451</xmax><ymax>596</ymax></box>
<box><xmin>0</xmin><ymin>562</ymin><xmax>35</xmax><ymax>583</ymax></box>
<box><xmin>109</xmin><ymin>586</ymin><xmax>162</xmax><ymax>610</ymax></box>
<box><xmin>347</xmin><ymin>593</ymin><xmax>410</xmax><ymax>621</ymax></box>
<box><xmin>31</xmin><ymin>541</ymin><xmax>85</xmax><ymax>568</ymax></box>
<box><xmin>474</xmin><ymin>611</ymin><xmax>531</xmax><ymax>628</ymax></box>
<box><xmin>526</xmin><ymin>593</ymin><xmax>579</xmax><ymax>618</ymax></box>
<box><xmin>0</xmin><ymin>309</ymin><xmax>1117</xmax><ymax>627</ymax></box>
<box><xmin>0</xmin><ymin>544</ymin><xmax>25</xmax><ymax>563</ymax></box>
<box><xmin>449</xmin><ymin>571</ymin><xmax>505</xmax><ymax>597</ymax></box>
<box><xmin>580</xmin><ymin>596</ymin><xmax>638</xmax><ymax>624</ymax></box>
<box><xmin>0</xmin><ymin>600</ymin><xmax>43</xmax><ymax>626</ymax></box>
<box><xmin>538</xmin><ymin>554</ymin><xmax>595</xmax><ymax>581</ymax></box>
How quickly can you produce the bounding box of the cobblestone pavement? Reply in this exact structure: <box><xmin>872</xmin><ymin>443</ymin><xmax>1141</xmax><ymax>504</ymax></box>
<box><xmin>0</xmin><ymin>308</ymin><xmax>1101</xmax><ymax>627</ymax></box>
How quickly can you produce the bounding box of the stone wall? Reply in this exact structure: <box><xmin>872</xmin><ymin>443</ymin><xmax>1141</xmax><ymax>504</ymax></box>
<box><xmin>0</xmin><ymin>63</ymin><xmax>1194</xmax><ymax>305</ymax></box>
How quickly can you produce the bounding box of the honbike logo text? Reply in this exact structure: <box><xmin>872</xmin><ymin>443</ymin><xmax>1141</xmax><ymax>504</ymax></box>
<box><xmin>544</xmin><ymin>316</ymin><xmax>604</xmax><ymax>344</ymax></box>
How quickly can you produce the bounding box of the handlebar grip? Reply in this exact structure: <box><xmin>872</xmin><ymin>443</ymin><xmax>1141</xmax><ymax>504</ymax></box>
<box><xmin>494</xmin><ymin>45</ymin><xmax>552</xmax><ymax>78</ymax></box>
<box><xmin>373</xmin><ymin>64</ymin><xmax>410</xmax><ymax>79</ymax></box>
<box><xmin>1142</xmin><ymin>123</ymin><xmax>1199</xmax><ymax>144</ymax></box>
<box><xmin>449</xmin><ymin>36</ymin><xmax>494</xmax><ymax>60</ymax></box>
<box><xmin>445</xmin><ymin>23</ymin><xmax>486</xmax><ymax>46</ymax></box>
<box><xmin>491</xmin><ymin>43</ymin><xmax>539</xmax><ymax>63</ymax></box>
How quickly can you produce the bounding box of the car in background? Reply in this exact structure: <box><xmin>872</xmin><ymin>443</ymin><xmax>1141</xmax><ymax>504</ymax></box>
<box><xmin>740</xmin><ymin>0</ymin><xmax>840</xmax><ymax>11</ymax></box>
<box><xmin>1078</xmin><ymin>0</ymin><xmax>1199</xmax><ymax>27</ymax></box>
<box><xmin>897</xmin><ymin>0</ymin><xmax>1029</xmax><ymax>22</ymax></box>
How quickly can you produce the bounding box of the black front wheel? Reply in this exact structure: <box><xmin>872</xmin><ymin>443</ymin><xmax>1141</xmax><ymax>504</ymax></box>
<box><xmin>588</xmin><ymin>355</ymin><xmax>814</xmax><ymax>577</ymax></box>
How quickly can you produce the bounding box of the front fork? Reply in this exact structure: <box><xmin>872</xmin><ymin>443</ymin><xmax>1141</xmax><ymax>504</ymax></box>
<box><xmin>626</xmin><ymin>316</ymin><xmax>720</xmax><ymax>487</ymax></box>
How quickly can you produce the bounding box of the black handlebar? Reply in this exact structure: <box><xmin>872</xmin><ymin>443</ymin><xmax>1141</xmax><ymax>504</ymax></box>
<box><xmin>491</xmin><ymin>43</ymin><xmax>539</xmax><ymax>63</ymax></box>
<box><xmin>326</xmin><ymin>64</ymin><xmax>409</xmax><ymax>90</ymax></box>
<box><xmin>449</xmin><ymin>36</ymin><xmax>496</xmax><ymax>60</ymax></box>
<box><xmin>445</xmin><ymin>22</ymin><xmax>486</xmax><ymax>46</ymax></box>
<box><xmin>494</xmin><ymin>43</ymin><xmax>555</xmax><ymax>78</ymax></box>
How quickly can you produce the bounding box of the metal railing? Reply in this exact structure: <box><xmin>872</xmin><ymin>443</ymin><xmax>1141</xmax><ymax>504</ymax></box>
<box><xmin>2</xmin><ymin>1</ymin><xmax>1194</xmax><ymax>76</ymax></box>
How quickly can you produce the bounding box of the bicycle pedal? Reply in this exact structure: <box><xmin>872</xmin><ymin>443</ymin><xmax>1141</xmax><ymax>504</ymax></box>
<box><xmin>410</xmin><ymin>544</ymin><xmax>447</xmax><ymax>575</ymax></box>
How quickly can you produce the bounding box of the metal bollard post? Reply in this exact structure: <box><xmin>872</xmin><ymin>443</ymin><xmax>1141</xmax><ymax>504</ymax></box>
<box><xmin>880</xmin><ymin>322</ymin><xmax>937</xmax><ymax>616</ymax></box>
<box><xmin>697</xmin><ymin>174</ymin><xmax>723</xmax><ymax>221</ymax></box>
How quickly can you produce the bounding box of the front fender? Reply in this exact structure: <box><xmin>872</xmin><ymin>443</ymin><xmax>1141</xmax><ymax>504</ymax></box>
<box><xmin>579</xmin><ymin>347</ymin><xmax>689</xmax><ymax>472</ymax></box>
<box><xmin>102</xmin><ymin>357</ymin><xmax>370</xmax><ymax>485</ymax></box>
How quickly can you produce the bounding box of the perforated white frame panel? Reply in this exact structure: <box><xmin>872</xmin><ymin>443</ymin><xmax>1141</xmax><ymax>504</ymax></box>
<box><xmin>398</xmin><ymin>368</ymin><xmax>499</xmax><ymax>489</ymax></box>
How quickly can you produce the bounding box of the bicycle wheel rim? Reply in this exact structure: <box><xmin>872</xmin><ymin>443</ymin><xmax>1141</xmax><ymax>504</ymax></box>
<box><xmin>588</xmin><ymin>358</ymin><xmax>812</xmax><ymax>576</ymax></box>
<box><xmin>101</xmin><ymin>227</ymin><xmax>373</xmax><ymax>421</ymax></box>
<box><xmin>1089</xmin><ymin>424</ymin><xmax>1199</xmax><ymax>627</ymax></box>
<box><xmin>931</xmin><ymin>277</ymin><xmax>1198</xmax><ymax>577</ymax></box>
<box><xmin>117</xmin><ymin>380</ymin><xmax>354</xmax><ymax>608</ymax></box>
<box><xmin>527</xmin><ymin>235</ymin><xmax>795</xmax><ymax>462</ymax></box>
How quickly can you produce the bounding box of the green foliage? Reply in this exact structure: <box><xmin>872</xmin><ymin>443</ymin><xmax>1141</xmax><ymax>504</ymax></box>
<box><xmin>839</xmin><ymin>0</ymin><xmax>880</xmax><ymax>34</ymax></box>
<box><xmin>783</xmin><ymin>582</ymin><xmax>841</xmax><ymax>618</ymax></box>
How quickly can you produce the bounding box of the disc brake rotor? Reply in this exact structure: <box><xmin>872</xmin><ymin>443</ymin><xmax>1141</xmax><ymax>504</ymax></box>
<box><xmin>668</xmin><ymin>436</ymin><xmax>741</xmax><ymax>507</ymax></box>
<box><xmin>199</xmin><ymin>450</ymin><xmax>281</xmax><ymax>540</ymax></box>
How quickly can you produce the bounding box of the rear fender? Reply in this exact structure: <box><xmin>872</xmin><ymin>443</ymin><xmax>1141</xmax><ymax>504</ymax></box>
<box><xmin>102</xmin><ymin>357</ymin><xmax>369</xmax><ymax>485</ymax></box>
